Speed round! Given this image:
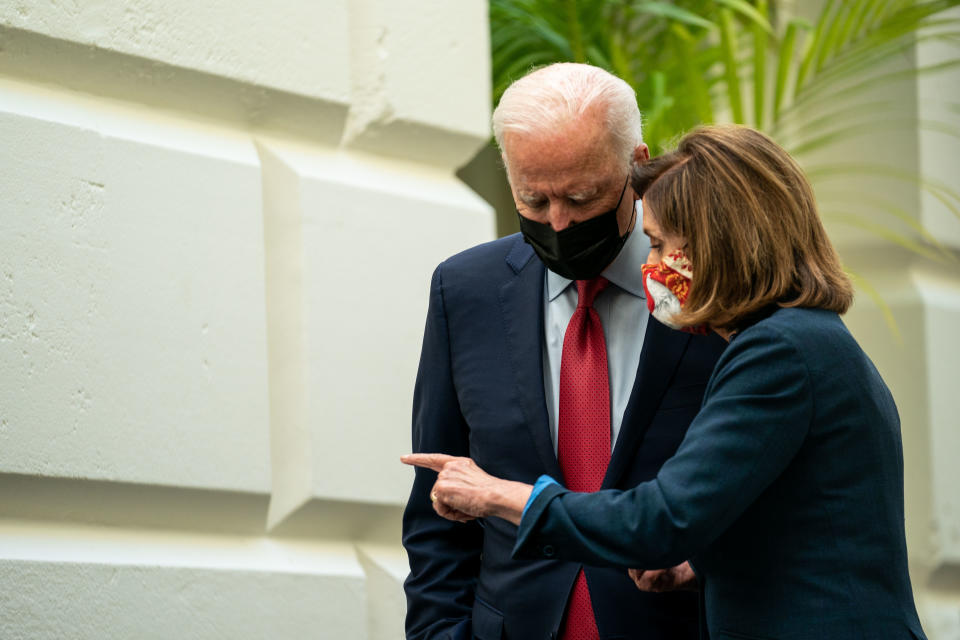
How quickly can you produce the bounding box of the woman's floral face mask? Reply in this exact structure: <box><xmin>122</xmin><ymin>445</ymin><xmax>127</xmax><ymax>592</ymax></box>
<box><xmin>641</xmin><ymin>250</ymin><xmax>708</xmax><ymax>334</ymax></box>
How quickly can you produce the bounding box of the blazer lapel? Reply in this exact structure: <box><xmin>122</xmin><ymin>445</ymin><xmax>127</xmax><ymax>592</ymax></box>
<box><xmin>498</xmin><ymin>238</ymin><xmax>562</xmax><ymax>480</ymax></box>
<box><xmin>602</xmin><ymin>316</ymin><xmax>692</xmax><ymax>489</ymax></box>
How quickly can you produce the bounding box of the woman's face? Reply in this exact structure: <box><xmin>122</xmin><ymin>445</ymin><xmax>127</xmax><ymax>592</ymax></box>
<box><xmin>641</xmin><ymin>197</ymin><xmax>686</xmax><ymax>263</ymax></box>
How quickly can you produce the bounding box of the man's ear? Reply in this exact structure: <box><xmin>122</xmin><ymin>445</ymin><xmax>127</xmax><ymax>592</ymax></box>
<box><xmin>633</xmin><ymin>143</ymin><xmax>650</xmax><ymax>165</ymax></box>
<box><xmin>630</xmin><ymin>144</ymin><xmax>650</xmax><ymax>201</ymax></box>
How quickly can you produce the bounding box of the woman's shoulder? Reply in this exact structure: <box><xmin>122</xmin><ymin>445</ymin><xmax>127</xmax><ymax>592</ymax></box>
<box><xmin>750</xmin><ymin>306</ymin><xmax>845</xmax><ymax>334</ymax></box>
<box><xmin>729</xmin><ymin>307</ymin><xmax>859</xmax><ymax>368</ymax></box>
<box><xmin>705</xmin><ymin>307</ymin><xmax>862</xmax><ymax>405</ymax></box>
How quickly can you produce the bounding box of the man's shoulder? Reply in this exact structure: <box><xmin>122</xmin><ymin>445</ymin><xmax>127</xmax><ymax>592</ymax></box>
<box><xmin>437</xmin><ymin>233</ymin><xmax>535</xmax><ymax>279</ymax></box>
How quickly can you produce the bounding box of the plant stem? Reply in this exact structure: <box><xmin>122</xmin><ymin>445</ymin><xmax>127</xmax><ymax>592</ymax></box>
<box><xmin>565</xmin><ymin>0</ymin><xmax>585</xmax><ymax>62</ymax></box>
<box><xmin>720</xmin><ymin>7</ymin><xmax>745</xmax><ymax>123</ymax></box>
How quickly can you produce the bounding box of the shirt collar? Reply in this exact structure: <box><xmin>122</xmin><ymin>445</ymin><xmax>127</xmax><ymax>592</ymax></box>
<box><xmin>546</xmin><ymin>200</ymin><xmax>650</xmax><ymax>301</ymax></box>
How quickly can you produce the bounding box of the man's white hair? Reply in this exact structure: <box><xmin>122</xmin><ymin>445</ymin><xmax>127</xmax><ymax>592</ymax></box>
<box><xmin>492</xmin><ymin>63</ymin><xmax>643</xmax><ymax>172</ymax></box>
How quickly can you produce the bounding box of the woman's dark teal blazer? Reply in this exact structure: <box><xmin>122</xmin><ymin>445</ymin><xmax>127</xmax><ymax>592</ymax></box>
<box><xmin>515</xmin><ymin>307</ymin><xmax>926</xmax><ymax>639</ymax></box>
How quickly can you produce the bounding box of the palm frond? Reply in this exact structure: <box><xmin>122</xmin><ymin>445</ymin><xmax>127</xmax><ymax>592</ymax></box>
<box><xmin>824</xmin><ymin>211</ymin><xmax>946</xmax><ymax>262</ymax></box>
<box><xmin>719</xmin><ymin>7</ymin><xmax>745</xmax><ymax>123</ymax></box>
<box><xmin>785</xmin><ymin>58</ymin><xmax>960</xmax><ymax>120</ymax></box>
<box><xmin>773</xmin><ymin>18</ymin><xmax>810</xmax><ymax>122</ymax></box>
<box><xmin>787</xmin><ymin>118</ymin><xmax>960</xmax><ymax>158</ymax></box>
<box><xmin>807</xmin><ymin>162</ymin><xmax>960</xmax><ymax>225</ymax></box>
<box><xmin>753</xmin><ymin>0</ymin><xmax>770</xmax><ymax>128</ymax></box>
<box><xmin>716</xmin><ymin>0</ymin><xmax>774</xmax><ymax>32</ymax></box>
<box><xmin>846</xmin><ymin>269</ymin><xmax>902</xmax><ymax>341</ymax></box>
<box><xmin>817</xmin><ymin>190</ymin><xmax>956</xmax><ymax>261</ymax></box>
<box><xmin>629</xmin><ymin>1</ymin><xmax>717</xmax><ymax>30</ymax></box>
<box><xmin>795</xmin><ymin>0</ymin><xmax>837</xmax><ymax>91</ymax></box>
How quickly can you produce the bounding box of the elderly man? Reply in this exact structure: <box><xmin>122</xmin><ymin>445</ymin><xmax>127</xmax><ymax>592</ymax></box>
<box><xmin>402</xmin><ymin>63</ymin><xmax>726</xmax><ymax>640</ymax></box>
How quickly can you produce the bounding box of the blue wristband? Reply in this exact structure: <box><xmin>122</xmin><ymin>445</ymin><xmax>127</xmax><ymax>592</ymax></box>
<box><xmin>522</xmin><ymin>475</ymin><xmax>561</xmax><ymax>519</ymax></box>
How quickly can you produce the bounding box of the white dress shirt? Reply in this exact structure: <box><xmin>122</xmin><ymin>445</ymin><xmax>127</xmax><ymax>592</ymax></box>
<box><xmin>542</xmin><ymin>201</ymin><xmax>650</xmax><ymax>455</ymax></box>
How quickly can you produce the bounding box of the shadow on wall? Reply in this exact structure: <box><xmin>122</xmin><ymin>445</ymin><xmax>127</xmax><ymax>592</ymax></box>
<box><xmin>457</xmin><ymin>140</ymin><xmax>519</xmax><ymax>239</ymax></box>
<box><xmin>0</xmin><ymin>473</ymin><xmax>402</xmax><ymax>543</ymax></box>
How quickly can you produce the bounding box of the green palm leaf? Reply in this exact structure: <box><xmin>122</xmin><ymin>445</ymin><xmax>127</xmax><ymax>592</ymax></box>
<box><xmin>807</xmin><ymin>162</ymin><xmax>960</xmax><ymax>224</ymax></box>
<box><xmin>824</xmin><ymin>211</ymin><xmax>946</xmax><ymax>262</ymax></box>
<box><xmin>846</xmin><ymin>269</ymin><xmax>902</xmax><ymax>341</ymax></box>
<box><xmin>786</xmin><ymin>118</ymin><xmax>960</xmax><ymax>157</ymax></box>
<box><xmin>817</xmin><ymin>190</ymin><xmax>955</xmax><ymax>261</ymax></box>
<box><xmin>628</xmin><ymin>1</ymin><xmax>718</xmax><ymax>30</ymax></box>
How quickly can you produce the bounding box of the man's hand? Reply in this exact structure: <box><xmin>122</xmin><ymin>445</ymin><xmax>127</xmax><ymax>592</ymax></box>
<box><xmin>628</xmin><ymin>562</ymin><xmax>698</xmax><ymax>592</ymax></box>
<box><xmin>401</xmin><ymin>454</ymin><xmax>533</xmax><ymax>526</ymax></box>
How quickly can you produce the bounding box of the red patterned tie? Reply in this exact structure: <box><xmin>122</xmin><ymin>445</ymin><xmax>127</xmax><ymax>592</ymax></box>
<box><xmin>557</xmin><ymin>277</ymin><xmax>611</xmax><ymax>640</ymax></box>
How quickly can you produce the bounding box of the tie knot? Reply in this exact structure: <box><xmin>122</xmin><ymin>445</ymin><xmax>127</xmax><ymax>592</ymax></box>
<box><xmin>576</xmin><ymin>277</ymin><xmax>610</xmax><ymax>309</ymax></box>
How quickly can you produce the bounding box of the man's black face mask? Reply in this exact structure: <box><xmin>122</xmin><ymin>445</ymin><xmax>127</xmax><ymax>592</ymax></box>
<box><xmin>517</xmin><ymin>177</ymin><xmax>632</xmax><ymax>280</ymax></box>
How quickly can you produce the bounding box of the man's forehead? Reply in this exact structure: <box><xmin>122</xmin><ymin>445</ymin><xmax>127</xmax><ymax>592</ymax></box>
<box><xmin>504</xmin><ymin>116</ymin><xmax>618</xmax><ymax>161</ymax></box>
<box><xmin>506</xmin><ymin>143</ymin><xmax>623</xmax><ymax>193</ymax></box>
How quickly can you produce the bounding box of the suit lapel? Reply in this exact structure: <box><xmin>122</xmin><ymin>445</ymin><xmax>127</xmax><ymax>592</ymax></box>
<box><xmin>602</xmin><ymin>316</ymin><xmax>692</xmax><ymax>489</ymax></box>
<box><xmin>498</xmin><ymin>238</ymin><xmax>562</xmax><ymax>480</ymax></box>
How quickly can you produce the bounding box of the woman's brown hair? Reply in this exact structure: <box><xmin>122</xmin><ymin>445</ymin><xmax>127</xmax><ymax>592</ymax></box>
<box><xmin>632</xmin><ymin>124</ymin><xmax>853</xmax><ymax>331</ymax></box>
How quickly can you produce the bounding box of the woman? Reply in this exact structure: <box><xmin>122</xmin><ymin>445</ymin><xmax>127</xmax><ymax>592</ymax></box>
<box><xmin>403</xmin><ymin>125</ymin><xmax>926</xmax><ymax>639</ymax></box>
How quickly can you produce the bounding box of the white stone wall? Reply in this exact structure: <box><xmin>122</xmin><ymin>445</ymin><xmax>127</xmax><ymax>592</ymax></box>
<box><xmin>0</xmin><ymin>2</ymin><xmax>493</xmax><ymax>638</ymax></box>
<box><xmin>909</xmin><ymin>10</ymin><xmax>960</xmax><ymax>636</ymax></box>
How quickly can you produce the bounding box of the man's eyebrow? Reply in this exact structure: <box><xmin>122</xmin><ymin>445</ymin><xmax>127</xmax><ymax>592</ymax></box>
<box><xmin>569</xmin><ymin>186</ymin><xmax>601</xmax><ymax>201</ymax></box>
<box><xmin>517</xmin><ymin>191</ymin><xmax>544</xmax><ymax>204</ymax></box>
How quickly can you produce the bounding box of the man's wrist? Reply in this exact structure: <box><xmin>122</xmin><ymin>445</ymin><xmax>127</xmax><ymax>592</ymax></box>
<box><xmin>486</xmin><ymin>481</ymin><xmax>533</xmax><ymax>525</ymax></box>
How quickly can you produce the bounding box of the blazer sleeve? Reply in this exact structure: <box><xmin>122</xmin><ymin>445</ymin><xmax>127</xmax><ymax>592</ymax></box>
<box><xmin>513</xmin><ymin>324</ymin><xmax>813</xmax><ymax>569</ymax></box>
<box><xmin>402</xmin><ymin>264</ymin><xmax>482</xmax><ymax>640</ymax></box>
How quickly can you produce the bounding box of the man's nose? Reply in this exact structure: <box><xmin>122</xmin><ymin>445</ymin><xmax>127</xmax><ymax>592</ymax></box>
<box><xmin>547</xmin><ymin>205</ymin><xmax>576</xmax><ymax>232</ymax></box>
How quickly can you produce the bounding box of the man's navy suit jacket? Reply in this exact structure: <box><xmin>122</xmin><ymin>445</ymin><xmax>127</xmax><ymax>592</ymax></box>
<box><xmin>514</xmin><ymin>308</ymin><xmax>927</xmax><ymax>640</ymax></box>
<box><xmin>402</xmin><ymin>234</ymin><xmax>727</xmax><ymax>640</ymax></box>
